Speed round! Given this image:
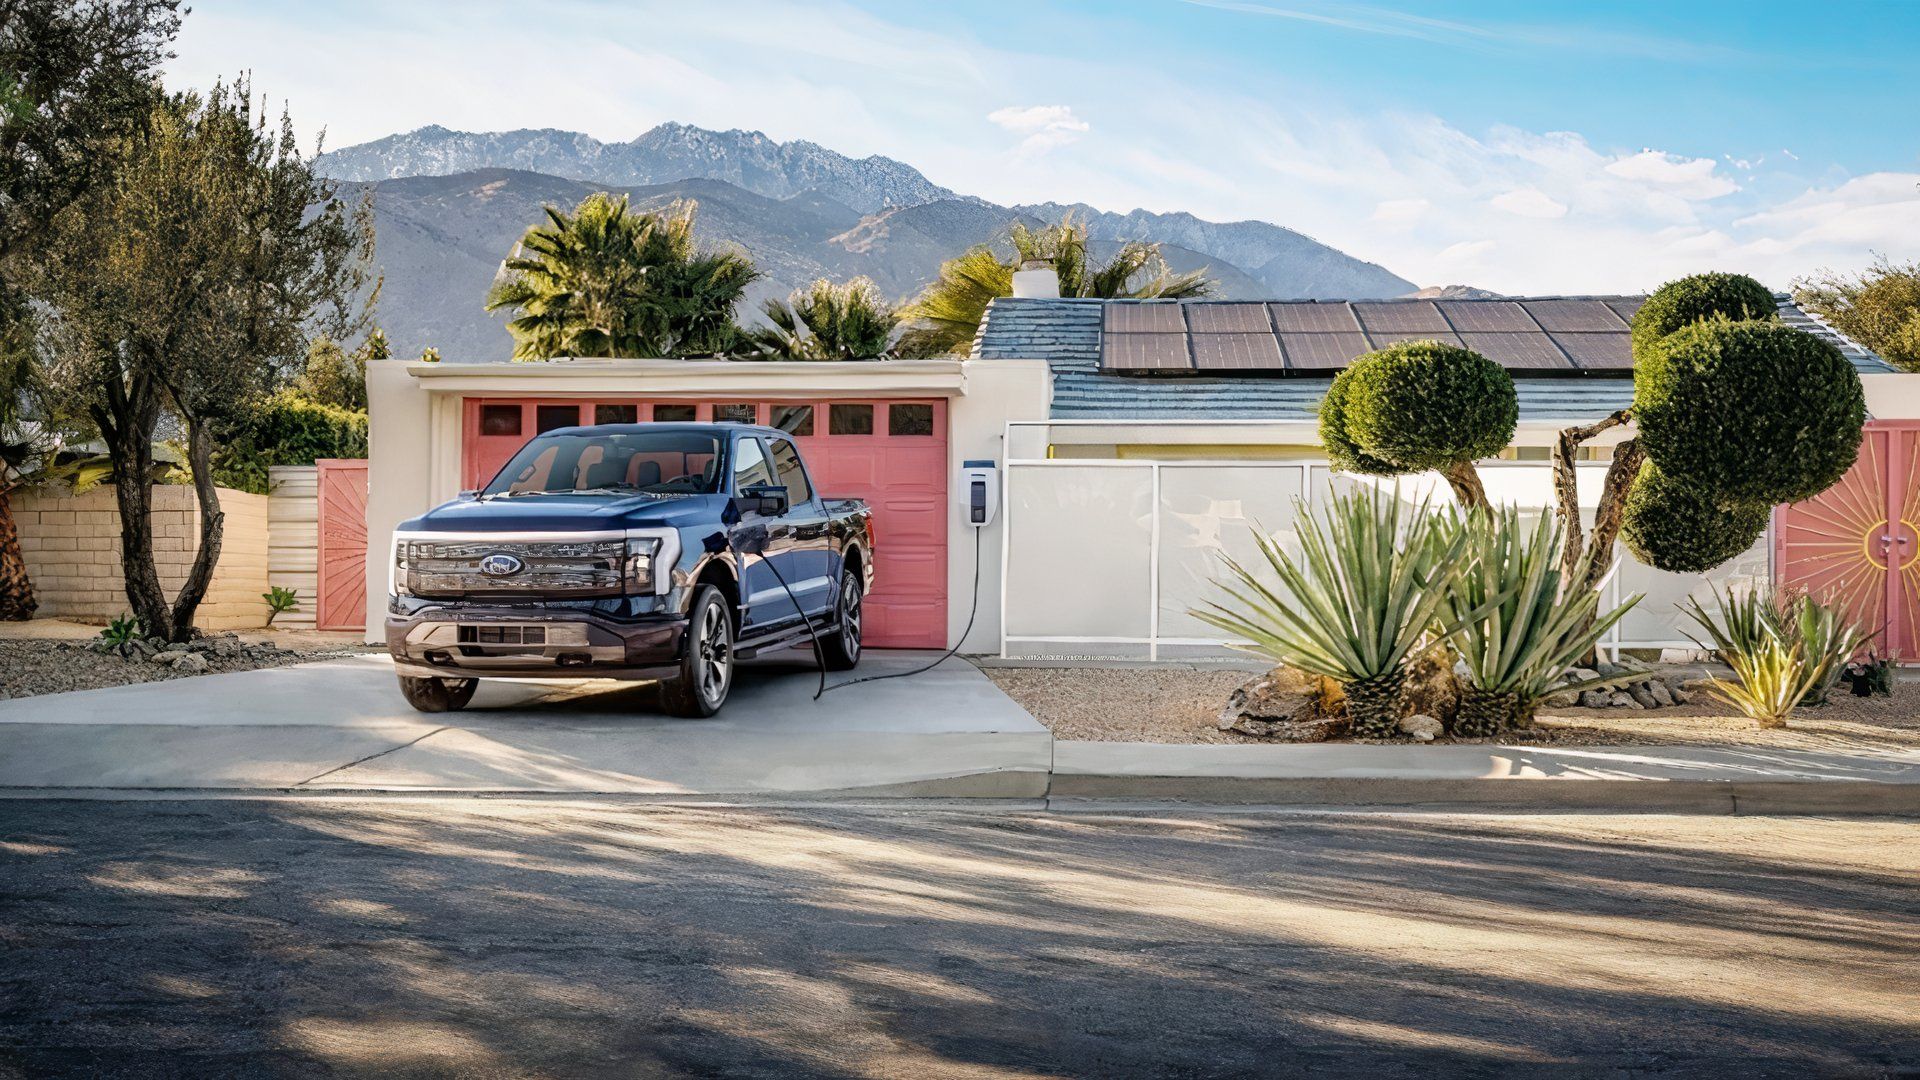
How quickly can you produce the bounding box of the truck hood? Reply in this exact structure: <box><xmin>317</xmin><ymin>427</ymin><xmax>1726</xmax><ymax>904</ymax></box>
<box><xmin>401</xmin><ymin>492</ymin><xmax>724</xmax><ymax>534</ymax></box>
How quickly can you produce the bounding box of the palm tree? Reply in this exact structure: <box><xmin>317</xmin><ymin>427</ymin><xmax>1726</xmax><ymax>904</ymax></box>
<box><xmin>484</xmin><ymin>194</ymin><xmax>758</xmax><ymax>359</ymax></box>
<box><xmin>898</xmin><ymin>213</ymin><xmax>1216</xmax><ymax>355</ymax></box>
<box><xmin>750</xmin><ymin>277</ymin><xmax>897</xmax><ymax>361</ymax></box>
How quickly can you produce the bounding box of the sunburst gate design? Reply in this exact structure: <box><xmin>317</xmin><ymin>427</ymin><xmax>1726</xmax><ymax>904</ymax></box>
<box><xmin>1777</xmin><ymin>425</ymin><xmax>1918</xmax><ymax>657</ymax></box>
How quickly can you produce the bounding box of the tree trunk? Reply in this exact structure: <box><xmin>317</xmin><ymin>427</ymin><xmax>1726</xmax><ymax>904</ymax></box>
<box><xmin>168</xmin><ymin>418</ymin><xmax>223</xmax><ymax>641</ymax></box>
<box><xmin>0</xmin><ymin>483</ymin><xmax>37</xmax><ymax>621</ymax></box>
<box><xmin>1551</xmin><ymin>409</ymin><xmax>1645</xmax><ymax>666</ymax></box>
<box><xmin>1441</xmin><ymin>460</ymin><xmax>1489</xmax><ymax>511</ymax></box>
<box><xmin>93</xmin><ymin>381</ymin><xmax>172</xmax><ymax>641</ymax></box>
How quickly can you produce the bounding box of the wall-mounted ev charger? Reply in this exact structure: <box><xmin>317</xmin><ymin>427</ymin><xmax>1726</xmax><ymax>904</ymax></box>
<box><xmin>960</xmin><ymin>460</ymin><xmax>998</xmax><ymax>528</ymax></box>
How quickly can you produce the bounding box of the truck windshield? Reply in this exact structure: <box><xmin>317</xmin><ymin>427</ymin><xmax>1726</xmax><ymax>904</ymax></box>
<box><xmin>483</xmin><ymin>430</ymin><xmax>725</xmax><ymax>496</ymax></box>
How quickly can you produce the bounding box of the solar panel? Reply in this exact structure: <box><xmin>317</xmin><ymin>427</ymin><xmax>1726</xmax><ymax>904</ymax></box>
<box><xmin>1268</xmin><ymin>302</ymin><xmax>1360</xmax><ymax>333</ymax></box>
<box><xmin>1439</xmin><ymin>301</ymin><xmax>1538</xmax><ymax>332</ymax></box>
<box><xmin>1522</xmin><ymin>299</ymin><xmax>1628</xmax><ymax>332</ymax></box>
<box><xmin>1604</xmin><ymin>297</ymin><xmax>1646</xmax><ymax>325</ymax></box>
<box><xmin>1352</xmin><ymin>301</ymin><xmax>1449</xmax><ymax>334</ymax></box>
<box><xmin>1551</xmin><ymin>332</ymin><xmax>1635</xmax><ymax>370</ymax></box>
<box><xmin>1102</xmin><ymin>332</ymin><xmax>1192</xmax><ymax>371</ymax></box>
<box><xmin>1457</xmin><ymin>332</ymin><xmax>1573</xmax><ymax>371</ymax></box>
<box><xmin>1191</xmin><ymin>332</ymin><xmax>1284</xmax><ymax>371</ymax></box>
<box><xmin>1185</xmin><ymin>303</ymin><xmax>1273</xmax><ymax>333</ymax></box>
<box><xmin>1278</xmin><ymin>332</ymin><xmax>1371</xmax><ymax>370</ymax></box>
<box><xmin>1104</xmin><ymin>304</ymin><xmax>1186</xmax><ymax>333</ymax></box>
<box><xmin>1363</xmin><ymin>330</ymin><xmax>1465</xmax><ymax>350</ymax></box>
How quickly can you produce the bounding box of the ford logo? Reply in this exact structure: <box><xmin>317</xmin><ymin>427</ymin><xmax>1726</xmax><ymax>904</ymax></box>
<box><xmin>478</xmin><ymin>553</ymin><xmax>524</xmax><ymax>577</ymax></box>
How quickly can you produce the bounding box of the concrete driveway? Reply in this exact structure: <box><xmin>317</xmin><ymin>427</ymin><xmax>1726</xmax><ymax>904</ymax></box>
<box><xmin>0</xmin><ymin>653</ymin><xmax>1050</xmax><ymax>797</ymax></box>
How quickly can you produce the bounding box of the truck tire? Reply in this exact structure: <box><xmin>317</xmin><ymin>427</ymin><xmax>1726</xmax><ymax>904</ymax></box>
<box><xmin>398</xmin><ymin>675</ymin><xmax>478</xmax><ymax>713</ymax></box>
<box><xmin>817</xmin><ymin>570</ymin><xmax>863</xmax><ymax>672</ymax></box>
<box><xmin>662</xmin><ymin>585</ymin><xmax>733</xmax><ymax>718</ymax></box>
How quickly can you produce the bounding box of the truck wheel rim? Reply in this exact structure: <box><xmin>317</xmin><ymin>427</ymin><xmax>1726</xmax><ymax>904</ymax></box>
<box><xmin>697</xmin><ymin>604</ymin><xmax>731</xmax><ymax>702</ymax></box>
<box><xmin>842</xmin><ymin>580</ymin><xmax>861</xmax><ymax>656</ymax></box>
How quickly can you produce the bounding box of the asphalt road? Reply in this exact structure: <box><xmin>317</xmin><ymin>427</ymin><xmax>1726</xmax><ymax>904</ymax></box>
<box><xmin>1</xmin><ymin>800</ymin><xmax>1916</xmax><ymax>1079</ymax></box>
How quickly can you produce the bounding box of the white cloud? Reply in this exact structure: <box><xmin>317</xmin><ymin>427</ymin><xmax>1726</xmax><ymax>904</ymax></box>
<box><xmin>1490</xmin><ymin>187</ymin><xmax>1568</xmax><ymax>219</ymax></box>
<box><xmin>1604</xmin><ymin>150</ymin><xmax>1739</xmax><ymax>200</ymax></box>
<box><xmin>1371</xmin><ymin>197</ymin><xmax>1431</xmax><ymax>223</ymax></box>
<box><xmin>987</xmin><ymin>104</ymin><xmax>1090</xmax><ymax>154</ymax></box>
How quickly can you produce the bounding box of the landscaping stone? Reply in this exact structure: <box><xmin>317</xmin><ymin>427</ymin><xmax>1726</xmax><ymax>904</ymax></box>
<box><xmin>1628</xmin><ymin>683</ymin><xmax>1660</xmax><ymax>709</ymax></box>
<box><xmin>1608</xmin><ymin>691</ymin><xmax>1643</xmax><ymax>710</ymax></box>
<box><xmin>172</xmin><ymin>653</ymin><xmax>209</xmax><ymax>674</ymax></box>
<box><xmin>1648</xmin><ymin>680</ymin><xmax>1676</xmax><ymax>707</ymax></box>
<box><xmin>1398</xmin><ymin>714</ymin><xmax>1443</xmax><ymax>742</ymax></box>
<box><xmin>1543</xmin><ymin>689</ymin><xmax>1580</xmax><ymax>708</ymax></box>
<box><xmin>1579</xmin><ymin>690</ymin><xmax>1610</xmax><ymax>709</ymax></box>
<box><xmin>1218</xmin><ymin>668</ymin><xmax>1350</xmax><ymax>741</ymax></box>
<box><xmin>1669</xmin><ymin>684</ymin><xmax>1693</xmax><ymax>706</ymax></box>
<box><xmin>148</xmin><ymin>651</ymin><xmax>177</xmax><ymax>666</ymax></box>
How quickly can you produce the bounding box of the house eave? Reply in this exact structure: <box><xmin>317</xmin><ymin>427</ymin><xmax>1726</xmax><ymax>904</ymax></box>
<box><xmin>400</xmin><ymin>357</ymin><xmax>972</xmax><ymax>396</ymax></box>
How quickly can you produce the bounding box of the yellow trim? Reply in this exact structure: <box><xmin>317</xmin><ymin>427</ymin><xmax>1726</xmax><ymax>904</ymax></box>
<box><xmin>1110</xmin><ymin>443</ymin><xmax>1323</xmax><ymax>461</ymax></box>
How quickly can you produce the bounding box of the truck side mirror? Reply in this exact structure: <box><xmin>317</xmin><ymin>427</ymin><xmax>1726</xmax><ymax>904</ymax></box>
<box><xmin>735</xmin><ymin>483</ymin><xmax>789</xmax><ymax>517</ymax></box>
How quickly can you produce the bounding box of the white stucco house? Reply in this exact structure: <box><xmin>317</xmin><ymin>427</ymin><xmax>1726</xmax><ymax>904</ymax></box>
<box><xmin>361</xmin><ymin>289</ymin><xmax>1920</xmax><ymax>661</ymax></box>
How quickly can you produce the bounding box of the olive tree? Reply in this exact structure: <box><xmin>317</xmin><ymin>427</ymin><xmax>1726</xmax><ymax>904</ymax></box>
<box><xmin>1318</xmin><ymin>340</ymin><xmax>1517</xmax><ymax>509</ymax></box>
<box><xmin>41</xmin><ymin>79</ymin><xmax>373</xmax><ymax>641</ymax></box>
<box><xmin>1555</xmin><ymin>272</ymin><xmax>1865</xmax><ymax>595</ymax></box>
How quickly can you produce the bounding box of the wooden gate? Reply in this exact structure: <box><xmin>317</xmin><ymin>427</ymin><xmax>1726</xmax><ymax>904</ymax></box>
<box><xmin>315</xmin><ymin>458</ymin><xmax>370</xmax><ymax>632</ymax></box>
<box><xmin>1776</xmin><ymin>421</ymin><xmax>1920</xmax><ymax>658</ymax></box>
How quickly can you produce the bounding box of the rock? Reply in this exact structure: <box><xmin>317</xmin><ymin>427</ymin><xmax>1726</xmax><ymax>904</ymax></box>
<box><xmin>1578</xmin><ymin>690</ymin><xmax>1610</xmax><ymax>709</ymax></box>
<box><xmin>128</xmin><ymin>639</ymin><xmax>156</xmax><ymax>658</ymax></box>
<box><xmin>1628</xmin><ymin>682</ymin><xmax>1660</xmax><ymax>709</ymax></box>
<box><xmin>1595</xmin><ymin>661</ymin><xmax>1624</xmax><ymax>677</ymax></box>
<box><xmin>1608</xmin><ymin>691</ymin><xmax>1643</xmax><ymax>710</ymax></box>
<box><xmin>1543</xmin><ymin>690</ymin><xmax>1579</xmax><ymax>708</ymax></box>
<box><xmin>1405</xmin><ymin>646</ymin><xmax>1462</xmax><ymax>728</ymax></box>
<box><xmin>1647</xmin><ymin>680</ymin><xmax>1675</xmax><ymax>707</ymax></box>
<box><xmin>149</xmin><ymin>651</ymin><xmax>180</xmax><ymax>665</ymax></box>
<box><xmin>163</xmin><ymin>641</ymin><xmax>189</xmax><ymax>653</ymax></box>
<box><xmin>1398</xmin><ymin>714</ymin><xmax>1443</xmax><ymax>741</ymax></box>
<box><xmin>1218</xmin><ymin>668</ymin><xmax>1348</xmax><ymax>740</ymax></box>
<box><xmin>1569</xmin><ymin>668</ymin><xmax>1602</xmax><ymax>684</ymax></box>
<box><xmin>1669</xmin><ymin>684</ymin><xmax>1692</xmax><ymax>705</ymax></box>
<box><xmin>1227</xmin><ymin>714</ymin><xmax>1352</xmax><ymax>741</ymax></box>
<box><xmin>172</xmin><ymin>652</ymin><xmax>209</xmax><ymax>674</ymax></box>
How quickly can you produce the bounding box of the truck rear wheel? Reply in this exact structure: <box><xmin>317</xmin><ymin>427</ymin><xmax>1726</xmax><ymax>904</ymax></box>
<box><xmin>817</xmin><ymin>571</ymin><xmax>863</xmax><ymax>672</ymax></box>
<box><xmin>398</xmin><ymin>675</ymin><xmax>478</xmax><ymax>713</ymax></box>
<box><xmin>662</xmin><ymin>585</ymin><xmax>733</xmax><ymax>718</ymax></box>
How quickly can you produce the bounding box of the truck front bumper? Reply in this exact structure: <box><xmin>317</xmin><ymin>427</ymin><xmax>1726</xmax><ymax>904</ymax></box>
<box><xmin>386</xmin><ymin>606</ymin><xmax>688</xmax><ymax>681</ymax></box>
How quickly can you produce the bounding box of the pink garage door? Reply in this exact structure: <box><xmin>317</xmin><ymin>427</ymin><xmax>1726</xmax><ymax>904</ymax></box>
<box><xmin>461</xmin><ymin>398</ymin><xmax>949</xmax><ymax>649</ymax></box>
<box><xmin>316</xmin><ymin>458</ymin><xmax>370</xmax><ymax>631</ymax></box>
<box><xmin>1777</xmin><ymin>421</ymin><xmax>1920</xmax><ymax>659</ymax></box>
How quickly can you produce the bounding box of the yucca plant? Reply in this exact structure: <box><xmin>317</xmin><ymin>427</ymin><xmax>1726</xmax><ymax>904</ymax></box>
<box><xmin>1684</xmin><ymin>586</ymin><xmax>1876</xmax><ymax>727</ymax></box>
<box><xmin>1438</xmin><ymin>507</ymin><xmax>1639</xmax><ymax>735</ymax></box>
<box><xmin>1193</xmin><ymin>486</ymin><xmax>1472</xmax><ymax>738</ymax></box>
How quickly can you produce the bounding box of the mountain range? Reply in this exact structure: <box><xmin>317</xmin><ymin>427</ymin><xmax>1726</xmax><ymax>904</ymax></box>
<box><xmin>317</xmin><ymin>124</ymin><xmax>1419</xmax><ymax>360</ymax></box>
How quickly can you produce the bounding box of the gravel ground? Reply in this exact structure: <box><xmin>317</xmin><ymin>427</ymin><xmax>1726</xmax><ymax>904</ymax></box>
<box><xmin>0</xmin><ymin>637</ymin><xmax>379</xmax><ymax>701</ymax></box>
<box><xmin>986</xmin><ymin>665</ymin><xmax>1920</xmax><ymax>750</ymax></box>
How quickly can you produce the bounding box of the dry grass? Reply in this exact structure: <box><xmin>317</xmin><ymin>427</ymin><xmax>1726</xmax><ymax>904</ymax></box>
<box><xmin>985</xmin><ymin>665</ymin><xmax>1920</xmax><ymax>750</ymax></box>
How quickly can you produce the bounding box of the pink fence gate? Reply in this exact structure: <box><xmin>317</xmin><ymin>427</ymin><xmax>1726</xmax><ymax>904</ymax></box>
<box><xmin>315</xmin><ymin>458</ymin><xmax>370</xmax><ymax>632</ymax></box>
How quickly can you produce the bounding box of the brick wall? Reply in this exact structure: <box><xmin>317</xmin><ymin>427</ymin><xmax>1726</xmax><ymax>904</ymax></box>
<box><xmin>15</xmin><ymin>484</ymin><xmax>272</xmax><ymax>630</ymax></box>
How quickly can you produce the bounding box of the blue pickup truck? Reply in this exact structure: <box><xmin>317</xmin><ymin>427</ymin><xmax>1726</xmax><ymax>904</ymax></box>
<box><xmin>387</xmin><ymin>422</ymin><xmax>874</xmax><ymax>716</ymax></box>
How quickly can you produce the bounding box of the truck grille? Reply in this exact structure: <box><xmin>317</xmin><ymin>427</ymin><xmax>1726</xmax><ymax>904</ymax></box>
<box><xmin>403</xmin><ymin>539</ymin><xmax>625</xmax><ymax>598</ymax></box>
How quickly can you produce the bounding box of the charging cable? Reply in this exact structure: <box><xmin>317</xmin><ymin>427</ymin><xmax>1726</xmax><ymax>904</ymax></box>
<box><xmin>760</xmin><ymin>526</ymin><xmax>984</xmax><ymax>700</ymax></box>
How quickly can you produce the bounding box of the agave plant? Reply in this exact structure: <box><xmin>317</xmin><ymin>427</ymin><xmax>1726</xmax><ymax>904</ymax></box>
<box><xmin>1438</xmin><ymin>507</ymin><xmax>1638</xmax><ymax>735</ymax></box>
<box><xmin>1193</xmin><ymin>486</ymin><xmax>1471</xmax><ymax>738</ymax></box>
<box><xmin>1684</xmin><ymin>587</ymin><xmax>1876</xmax><ymax>727</ymax></box>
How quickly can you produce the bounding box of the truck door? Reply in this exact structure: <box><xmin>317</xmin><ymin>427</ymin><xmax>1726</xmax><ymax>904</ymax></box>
<box><xmin>767</xmin><ymin>436</ymin><xmax>834</xmax><ymax>618</ymax></box>
<box><xmin>731</xmin><ymin>436</ymin><xmax>802</xmax><ymax>630</ymax></box>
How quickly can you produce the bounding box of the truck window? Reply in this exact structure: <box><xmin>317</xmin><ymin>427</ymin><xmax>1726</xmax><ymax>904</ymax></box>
<box><xmin>732</xmin><ymin>437</ymin><xmax>776</xmax><ymax>491</ymax></box>
<box><xmin>768</xmin><ymin>438</ymin><xmax>812</xmax><ymax>503</ymax></box>
<box><xmin>486</xmin><ymin>430</ymin><xmax>724</xmax><ymax>495</ymax></box>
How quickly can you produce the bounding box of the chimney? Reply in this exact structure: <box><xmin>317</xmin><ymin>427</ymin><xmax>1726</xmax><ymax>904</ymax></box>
<box><xmin>1011</xmin><ymin>258</ymin><xmax>1061</xmax><ymax>299</ymax></box>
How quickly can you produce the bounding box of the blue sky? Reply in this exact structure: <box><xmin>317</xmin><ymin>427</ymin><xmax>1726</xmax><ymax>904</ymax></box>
<box><xmin>166</xmin><ymin>0</ymin><xmax>1920</xmax><ymax>293</ymax></box>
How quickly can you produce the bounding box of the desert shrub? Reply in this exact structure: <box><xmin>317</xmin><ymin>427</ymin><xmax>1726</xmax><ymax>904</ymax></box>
<box><xmin>1633</xmin><ymin>318</ymin><xmax>1864</xmax><ymax>506</ymax></box>
<box><xmin>1619</xmin><ymin>463</ymin><xmax>1771</xmax><ymax>573</ymax></box>
<box><xmin>212</xmin><ymin>392</ymin><xmax>368</xmax><ymax>495</ymax></box>
<box><xmin>1630</xmin><ymin>271</ymin><xmax>1777</xmax><ymax>353</ymax></box>
<box><xmin>1684</xmin><ymin>586</ymin><xmax>1874</xmax><ymax>727</ymax></box>
<box><xmin>1320</xmin><ymin>342</ymin><xmax>1516</xmax><ymax>475</ymax></box>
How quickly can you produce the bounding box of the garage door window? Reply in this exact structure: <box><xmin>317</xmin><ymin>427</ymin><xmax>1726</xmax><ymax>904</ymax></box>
<box><xmin>889</xmin><ymin>403</ymin><xmax>934</xmax><ymax>436</ymax></box>
<box><xmin>715</xmin><ymin>403</ymin><xmax>757</xmax><ymax>424</ymax></box>
<box><xmin>536</xmin><ymin>405</ymin><xmax>580</xmax><ymax>433</ymax></box>
<box><xmin>771</xmin><ymin>404</ymin><xmax>814</xmax><ymax>436</ymax></box>
<box><xmin>829</xmin><ymin>403</ymin><xmax>873</xmax><ymax>435</ymax></box>
<box><xmin>595</xmin><ymin>404</ymin><xmax>638</xmax><ymax>425</ymax></box>
<box><xmin>480</xmin><ymin>404</ymin><xmax>521</xmax><ymax>436</ymax></box>
<box><xmin>654</xmin><ymin>404</ymin><xmax>696</xmax><ymax>422</ymax></box>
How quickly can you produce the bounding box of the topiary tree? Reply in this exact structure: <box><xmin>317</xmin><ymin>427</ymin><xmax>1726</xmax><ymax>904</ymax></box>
<box><xmin>1318</xmin><ymin>340</ymin><xmax>1517</xmax><ymax>508</ymax></box>
<box><xmin>1553</xmin><ymin>272</ymin><xmax>1865</xmax><ymax>599</ymax></box>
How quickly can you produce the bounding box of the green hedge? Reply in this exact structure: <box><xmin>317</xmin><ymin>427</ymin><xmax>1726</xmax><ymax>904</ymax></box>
<box><xmin>211</xmin><ymin>392</ymin><xmax>368</xmax><ymax>495</ymax></box>
<box><xmin>1633</xmin><ymin>317</ymin><xmax>1864</xmax><ymax>506</ymax></box>
<box><xmin>1620</xmin><ymin>463</ymin><xmax>1771</xmax><ymax>573</ymax></box>
<box><xmin>1320</xmin><ymin>341</ymin><xmax>1516</xmax><ymax>475</ymax></box>
<box><xmin>1630</xmin><ymin>272</ymin><xmax>1777</xmax><ymax>354</ymax></box>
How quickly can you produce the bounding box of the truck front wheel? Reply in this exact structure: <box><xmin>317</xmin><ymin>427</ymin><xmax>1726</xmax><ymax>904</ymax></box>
<box><xmin>662</xmin><ymin>585</ymin><xmax>733</xmax><ymax>718</ymax></box>
<box><xmin>398</xmin><ymin>675</ymin><xmax>478</xmax><ymax>713</ymax></box>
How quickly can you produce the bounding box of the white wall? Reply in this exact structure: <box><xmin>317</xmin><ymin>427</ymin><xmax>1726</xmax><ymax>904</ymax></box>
<box><xmin>363</xmin><ymin>358</ymin><xmax>436</xmax><ymax>641</ymax></box>
<box><xmin>947</xmin><ymin>359</ymin><xmax>1051</xmax><ymax>652</ymax></box>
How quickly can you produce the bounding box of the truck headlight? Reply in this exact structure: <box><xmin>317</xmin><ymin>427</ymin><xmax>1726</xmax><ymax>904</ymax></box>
<box><xmin>624</xmin><ymin>537</ymin><xmax>661</xmax><ymax>595</ymax></box>
<box><xmin>391</xmin><ymin>539</ymin><xmax>412</xmax><ymax>598</ymax></box>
